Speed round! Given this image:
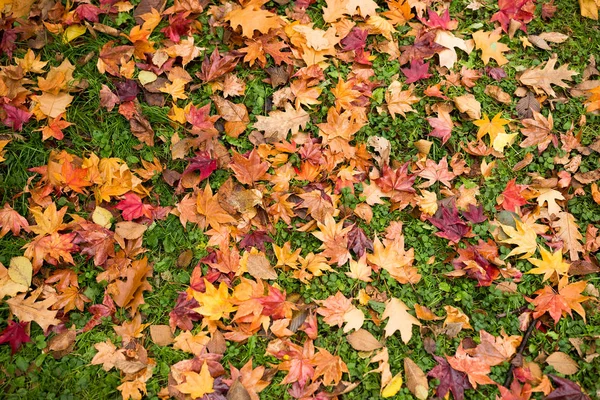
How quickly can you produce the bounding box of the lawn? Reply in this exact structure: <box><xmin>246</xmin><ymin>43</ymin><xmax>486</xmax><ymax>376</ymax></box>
<box><xmin>0</xmin><ymin>0</ymin><xmax>600</xmax><ymax>399</ymax></box>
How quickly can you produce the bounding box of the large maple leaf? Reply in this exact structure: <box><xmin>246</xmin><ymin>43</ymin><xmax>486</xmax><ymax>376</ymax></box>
<box><xmin>193</xmin><ymin>279</ymin><xmax>237</xmax><ymax>321</ymax></box>
<box><xmin>381</xmin><ymin>297</ymin><xmax>421</xmax><ymax>343</ymax></box>
<box><xmin>401</xmin><ymin>59</ymin><xmax>432</xmax><ymax>84</ymax></box>
<box><xmin>472</xmin><ymin>30</ymin><xmax>510</xmax><ymax>66</ymax></box>
<box><xmin>446</xmin><ymin>343</ymin><xmax>495</xmax><ymax>389</ymax></box>
<box><xmin>428</xmin><ymin>203</ymin><xmax>471</xmax><ymax>243</ymax></box>
<box><xmin>527</xmin><ymin>246</ymin><xmax>570</xmax><ymax>282</ymax></box>
<box><xmin>528</xmin><ymin>276</ymin><xmax>589</xmax><ymax>323</ymax></box>
<box><xmin>196</xmin><ymin>184</ymin><xmax>236</xmax><ymax>231</ymax></box>
<box><xmin>230</xmin><ymin>150</ymin><xmax>269</xmax><ymax>186</ymax></box>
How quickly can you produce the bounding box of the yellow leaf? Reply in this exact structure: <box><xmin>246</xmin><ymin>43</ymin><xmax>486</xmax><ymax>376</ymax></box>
<box><xmin>159</xmin><ymin>78</ymin><xmax>188</xmax><ymax>100</ymax></box>
<box><xmin>492</xmin><ymin>132</ymin><xmax>517</xmax><ymax>152</ymax></box>
<box><xmin>500</xmin><ymin>219</ymin><xmax>538</xmax><ymax>258</ymax></box>
<box><xmin>193</xmin><ymin>280</ymin><xmax>237</xmax><ymax>321</ymax></box>
<box><xmin>473</xmin><ymin>113</ymin><xmax>510</xmax><ymax>143</ymax></box>
<box><xmin>580</xmin><ymin>0</ymin><xmax>598</xmax><ymax>19</ymax></box>
<box><xmin>472</xmin><ymin>29</ymin><xmax>510</xmax><ymax>66</ymax></box>
<box><xmin>8</xmin><ymin>256</ymin><xmax>32</xmax><ymax>287</ymax></box>
<box><xmin>527</xmin><ymin>246</ymin><xmax>570</xmax><ymax>282</ymax></box>
<box><xmin>138</xmin><ymin>70</ymin><xmax>157</xmax><ymax>85</ymax></box>
<box><xmin>382</xmin><ymin>372</ymin><xmax>403</xmax><ymax>397</ymax></box>
<box><xmin>175</xmin><ymin>362</ymin><xmax>214</xmax><ymax>399</ymax></box>
<box><xmin>63</xmin><ymin>25</ymin><xmax>87</xmax><ymax>43</ymax></box>
<box><xmin>92</xmin><ymin>206</ymin><xmax>113</xmax><ymax>229</ymax></box>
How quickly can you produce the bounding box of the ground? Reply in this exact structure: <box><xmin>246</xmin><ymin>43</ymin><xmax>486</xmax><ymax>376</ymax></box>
<box><xmin>0</xmin><ymin>0</ymin><xmax>600</xmax><ymax>399</ymax></box>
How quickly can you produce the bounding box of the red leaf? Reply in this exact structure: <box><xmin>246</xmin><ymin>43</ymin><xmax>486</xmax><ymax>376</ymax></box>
<box><xmin>341</xmin><ymin>28</ymin><xmax>368</xmax><ymax>51</ymax></box>
<box><xmin>169</xmin><ymin>291</ymin><xmax>202</xmax><ymax>331</ymax></box>
<box><xmin>419</xmin><ymin>8</ymin><xmax>458</xmax><ymax>30</ymax></box>
<box><xmin>3</xmin><ymin>105</ymin><xmax>32</xmax><ymax>131</ymax></box>
<box><xmin>401</xmin><ymin>59</ymin><xmax>432</xmax><ymax>84</ymax></box>
<box><xmin>347</xmin><ymin>224</ymin><xmax>373</xmax><ymax>257</ymax></box>
<box><xmin>428</xmin><ymin>355</ymin><xmax>472</xmax><ymax>400</ymax></box>
<box><xmin>0</xmin><ymin>320</ymin><xmax>31</xmax><ymax>354</ymax></box>
<box><xmin>161</xmin><ymin>12</ymin><xmax>192</xmax><ymax>42</ymax></box>
<box><xmin>180</xmin><ymin>151</ymin><xmax>217</xmax><ymax>189</ymax></box>
<box><xmin>116</xmin><ymin>192</ymin><xmax>154</xmax><ymax>221</ymax></box>
<box><xmin>428</xmin><ymin>202</ymin><xmax>471</xmax><ymax>243</ymax></box>
<box><xmin>491</xmin><ymin>0</ymin><xmax>536</xmax><ymax>33</ymax></box>
<box><xmin>75</xmin><ymin>4</ymin><xmax>103</xmax><ymax>22</ymax></box>
<box><xmin>196</xmin><ymin>49</ymin><xmax>239</xmax><ymax>83</ymax></box>
<box><xmin>499</xmin><ymin>179</ymin><xmax>528</xmax><ymax>212</ymax></box>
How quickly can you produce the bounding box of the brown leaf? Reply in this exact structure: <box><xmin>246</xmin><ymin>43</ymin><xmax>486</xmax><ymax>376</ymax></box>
<box><xmin>245</xmin><ymin>253</ymin><xmax>277</xmax><ymax>280</ymax></box>
<box><xmin>404</xmin><ymin>357</ymin><xmax>429</xmax><ymax>400</ymax></box>
<box><xmin>516</xmin><ymin>91</ymin><xmax>541</xmax><ymax>119</ymax></box>
<box><xmin>115</xmin><ymin>221</ymin><xmax>148</xmax><ymax>240</ymax></box>
<box><xmin>519</xmin><ymin>54</ymin><xmax>577</xmax><ymax>97</ymax></box>
<box><xmin>546</xmin><ymin>351</ymin><xmax>579</xmax><ymax>375</ymax></box>
<box><xmin>227</xmin><ymin>378</ymin><xmax>251</xmax><ymax>400</ymax></box>
<box><xmin>45</xmin><ymin>327</ymin><xmax>76</xmax><ymax>358</ymax></box>
<box><xmin>484</xmin><ymin>85</ymin><xmax>511</xmax><ymax>104</ymax></box>
<box><xmin>150</xmin><ymin>325</ymin><xmax>173</xmax><ymax>346</ymax></box>
<box><xmin>6</xmin><ymin>287</ymin><xmax>60</xmax><ymax>331</ymax></box>
<box><xmin>346</xmin><ymin>329</ymin><xmax>383</xmax><ymax>351</ymax></box>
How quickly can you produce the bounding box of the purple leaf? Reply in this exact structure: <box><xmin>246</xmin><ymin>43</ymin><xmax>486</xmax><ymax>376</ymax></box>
<box><xmin>341</xmin><ymin>28</ymin><xmax>368</xmax><ymax>51</ymax></box>
<box><xmin>545</xmin><ymin>375</ymin><xmax>591</xmax><ymax>400</ymax></box>
<box><xmin>115</xmin><ymin>80</ymin><xmax>139</xmax><ymax>102</ymax></box>
<box><xmin>428</xmin><ymin>355</ymin><xmax>472</xmax><ymax>400</ymax></box>
<box><xmin>347</xmin><ymin>225</ymin><xmax>373</xmax><ymax>257</ymax></box>
<box><xmin>428</xmin><ymin>203</ymin><xmax>471</xmax><ymax>243</ymax></box>
<box><xmin>3</xmin><ymin>104</ymin><xmax>32</xmax><ymax>131</ymax></box>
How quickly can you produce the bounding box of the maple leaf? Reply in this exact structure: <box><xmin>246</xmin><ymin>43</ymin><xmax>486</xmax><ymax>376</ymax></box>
<box><xmin>35</xmin><ymin>92</ymin><xmax>74</xmax><ymax>119</ymax></box>
<box><xmin>491</xmin><ymin>0</ymin><xmax>536</xmax><ymax>33</ymax></box>
<box><xmin>447</xmin><ymin>343</ymin><xmax>495</xmax><ymax>388</ymax></box>
<box><xmin>428</xmin><ymin>203</ymin><xmax>471</xmax><ymax>243</ymax></box>
<box><xmin>418</xmin><ymin>157</ymin><xmax>455</xmax><ymax>188</ymax></box>
<box><xmin>499</xmin><ymin>179</ymin><xmax>528</xmax><ymax>212</ymax></box>
<box><xmin>428</xmin><ymin>355</ymin><xmax>472</xmax><ymax>400</ymax></box>
<box><xmin>193</xmin><ymin>280</ymin><xmax>237</xmax><ymax>321</ymax></box>
<box><xmin>116</xmin><ymin>192</ymin><xmax>154</xmax><ymax>221</ymax></box>
<box><xmin>527</xmin><ymin>246</ymin><xmax>570</xmax><ymax>281</ymax></box>
<box><xmin>474</xmin><ymin>329</ymin><xmax>521</xmax><ymax>367</ymax></box>
<box><xmin>472</xmin><ymin>29</ymin><xmax>510</xmax><ymax>66</ymax></box>
<box><xmin>520</xmin><ymin>111</ymin><xmax>554</xmax><ymax>152</ymax></box>
<box><xmin>428</xmin><ymin>105</ymin><xmax>453</xmax><ymax>144</ymax></box>
<box><xmin>519</xmin><ymin>54</ymin><xmax>577</xmax><ymax>97</ymax></box>
<box><xmin>196</xmin><ymin>48</ymin><xmax>239</xmax><ymax>82</ymax></box>
<box><xmin>381</xmin><ymin>297</ymin><xmax>421</xmax><ymax>343</ymax></box>
<box><xmin>385</xmin><ymin>81</ymin><xmax>420</xmax><ymax>118</ymax></box>
<box><xmin>180</xmin><ymin>151</ymin><xmax>217</xmax><ymax>189</ymax></box>
<box><xmin>107</xmin><ymin>258</ymin><xmax>153</xmax><ymax>314</ymax></box>
<box><xmin>253</xmin><ymin>103</ymin><xmax>310</xmax><ymax>143</ymax></box>
<box><xmin>0</xmin><ymin>320</ymin><xmax>31</xmax><ymax>354</ymax></box>
<box><xmin>546</xmin><ymin>375</ymin><xmax>592</xmax><ymax>400</ymax></box>
<box><xmin>347</xmin><ymin>225</ymin><xmax>373</xmax><ymax>257</ymax></box>
<box><xmin>418</xmin><ymin>8</ymin><xmax>456</xmax><ymax>30</ymax></box>
<box><xmin>169</xmin><ymin>292</ymin><xmax>201</xmax><ymax>331</ymax></box>
<box><xmin>224</xmin><ymin>3</ymin><xmax>284</xmax><ymax>38</ymax></box>
<box><xmin>230</xmin><ymin>150</ymin><xmax>269</xmax><ymax>186</ymax></box>
<box><xmin>227</xmin><ymin>359</ymin><xmax>270</xmax><ymax>400</ymax></box>
<box><xmin>316</xmin><ymin>291</ymin><xmax>364</xmax><ymax>333</ymax></box>
<box><xmin>401</xmin><ymin>59</ymin><xmax>432</xmax><ymax>84</ymax></box>
<box><xmin>528</xmin><ymin>276</ymin><xmax>590</xmax><ymax>323</ymax></box>
<box><xmin>73</xmin><ymin>222</ymin><xmax>115</xmax><ymax>267</ymax></box>
<box><xmin>474</xmin><ymin>112</ymin><xmax>510</xmax><ymax>143</ymax></box>
<box><xmin>53</xmin><ymin>285</ymin><xmax>91</xmax><ymax>313</ymax></box>
<box><xmin>311</xmin><ymin>348</ymin><xmax>349</xmax><ymax>386</ymax></box>
<box><xmin>38</xmin><ymin>114</ymin><xmax>72</xmax><ymax>141</ymax></box>
<box><xmin>175</xmin><ymin>362</ymin><xmax>214</xmax><ymax>398</ymax></box>
<box><xmin>91</xmin><ymin>340</ymin><xmax>125</xmax><ymax>371</ymax></box>
<box><xmin>346</xmin><ymin>254</ymin><xmax>372</xmax><ymax>282</ymax></box>
<box><xmin>341</xmin><ymin>28</ymin><xmax>368</xmax><ymax>51</ymax></box>
<box><xmin>499</xmin><ymin>218</ymin><xmax>538</xmax><ymax>258</ymax></box>
<box><xmin>196</xmin><ymin>184</ymin><xmax>236</xmax><ymax>231</ymax></box>
<box><xmin>0</xmin><ymin>203</ymin><xmax>30</xmax><ymax>237</ymax></box>
<box><xmin>23</xmin><ymin>232</ymin><xmax>78</xmax><ymax>272</ymax></box>
<box><xmin>2</xmin><ymin>104</ymin><xmax>32</xmax><ymax>131</ymax></box>
<box><xmin>6</xmin><ymin>287</ymin><xmax>60</xmax><ymax>331</ymax></box>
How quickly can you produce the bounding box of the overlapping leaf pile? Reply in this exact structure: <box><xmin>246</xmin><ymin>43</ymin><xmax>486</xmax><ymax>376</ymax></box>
<box><xmin>0</xmin><ymin>0</ymin><xmax>599</xmax><ymax>398</ymax></box>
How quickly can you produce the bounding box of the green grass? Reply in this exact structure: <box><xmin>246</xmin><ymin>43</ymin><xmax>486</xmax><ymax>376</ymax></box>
<box><xmin>1</xmin><ymin>0</ymin><xmax>600</xmax><ymax>398</ymax></box>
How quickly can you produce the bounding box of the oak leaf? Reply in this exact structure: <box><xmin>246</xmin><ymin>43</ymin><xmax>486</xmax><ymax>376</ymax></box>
<box><xmin>253</xmin><ymin>103</ymin><xmax>310</xmax><ymax>143</ymax></box>
<box><xmin>225</xmin><ymin>3</ymin><xmax>284</xmax><ymax>38</ymax></box>
<box><xmin>6</xmin><ymin>287</ymin><xmax>60</xmax><ymax>331</ymax></box>
<box><xmin>519</xmin><ymin>54</ymin><xmax>577</xmax><ymax>97</ymax></box>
